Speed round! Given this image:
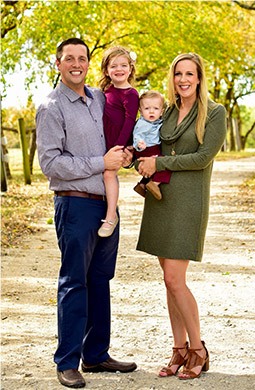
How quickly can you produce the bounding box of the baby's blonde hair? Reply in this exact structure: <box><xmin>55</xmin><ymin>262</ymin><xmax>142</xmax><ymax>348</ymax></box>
<box><xmin>139</xmin><ymin>90</ymin><xmax>166</xmax><ymax>110</ymax></box>
<box><xmin>99</xmin><ymin>46</ymin><xmax>136</xmax><ymax>92</ymax></box>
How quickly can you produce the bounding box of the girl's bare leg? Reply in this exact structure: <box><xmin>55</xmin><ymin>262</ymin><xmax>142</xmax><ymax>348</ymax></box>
<box><xmin>101</xmin><ymin>169</ymin><xmax>118</xmax><ymax>228</ymax></box>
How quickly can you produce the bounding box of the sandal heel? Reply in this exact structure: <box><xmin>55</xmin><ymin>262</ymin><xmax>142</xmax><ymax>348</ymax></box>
<box><xmin>178</xmin><ymin>341</ymin><xmax>209</xmax><ymax>380</ymax></box>
<box><xmin>202</xmin><ymin>357</ymin><xmax>209</xmax><ymax>372</ymax></box>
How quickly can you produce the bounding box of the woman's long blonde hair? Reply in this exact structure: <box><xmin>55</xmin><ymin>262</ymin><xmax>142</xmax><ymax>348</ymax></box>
<box><xmin>168</xmin><ymin>53</ymin><xmax>208</xmax><ymax>144</ymax></box>
<box><xmin>99</xmin><ymin>46</ymin><xmax>136</xmax><ymax>92</ymax></box>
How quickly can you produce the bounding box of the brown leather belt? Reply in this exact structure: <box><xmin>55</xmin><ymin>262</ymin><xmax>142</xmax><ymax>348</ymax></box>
<box><xmin>55</xmin><ymin>190</ymin><xmax>106</xmax><ymax>201</ymax></box>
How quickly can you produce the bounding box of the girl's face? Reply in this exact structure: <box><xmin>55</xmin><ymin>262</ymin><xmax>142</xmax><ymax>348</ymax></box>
<box><xmin>106</xmin><ymin>55</ymin><xmax>132</xmax><ymax>87</ymax></box>
<box><xmin>174</xmin><ymin>59</ymin><xmax>200</xmax><ymax>102</ymax></box>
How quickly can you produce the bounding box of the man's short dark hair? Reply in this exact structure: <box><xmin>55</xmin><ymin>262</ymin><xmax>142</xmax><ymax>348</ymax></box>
<box><xmin>56</xmin><ymin>38</ymin><xmax>90</xmax><ymax>61</ymax></box>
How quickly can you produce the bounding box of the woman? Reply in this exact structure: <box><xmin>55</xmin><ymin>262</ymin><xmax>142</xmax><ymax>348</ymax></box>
<box><xmin>137</xmin><ymin>53</ymin><xmax>226</xmax><ymax>380</ymax></box>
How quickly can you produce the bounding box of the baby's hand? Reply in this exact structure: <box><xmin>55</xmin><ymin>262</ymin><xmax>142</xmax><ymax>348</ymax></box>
<box><xmin>138</xmin><ymin>140</ymin><xmax>146</xmax><ymax>150</ymax></box>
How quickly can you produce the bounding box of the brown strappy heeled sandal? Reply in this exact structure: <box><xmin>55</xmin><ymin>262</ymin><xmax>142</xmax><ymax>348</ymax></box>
<box><xmin>158</xmin><ymin>341</ymin><xmax>188</xmax><ymax>377</ymax></box>
<box><xmin>178</xmin><ymin>340</ymin><xmax>209</xmax><ymax>380</ymax></box>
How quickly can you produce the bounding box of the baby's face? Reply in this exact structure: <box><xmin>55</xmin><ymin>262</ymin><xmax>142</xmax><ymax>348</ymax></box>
<box><xmin>140</xmin><ymin>97</ymin><xmax>164</xmax><ymax>122</ymax></box>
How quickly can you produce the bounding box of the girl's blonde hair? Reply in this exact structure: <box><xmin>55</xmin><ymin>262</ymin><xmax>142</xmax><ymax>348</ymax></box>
<box><xmin>99</xmin><ymin>46</ymin><xmax>136</xmax><ymax>92</ymax></box>
<box><xmin>168</xmin><ymin>53</ymin><xmax>208</xmax><ymax>144</ymax></box>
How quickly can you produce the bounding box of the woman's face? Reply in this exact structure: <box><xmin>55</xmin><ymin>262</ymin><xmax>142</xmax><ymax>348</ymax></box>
<box><xmin>174</xmin><ymin>59</ymin><xmax>200</xmax><ymax>102</ymax></box>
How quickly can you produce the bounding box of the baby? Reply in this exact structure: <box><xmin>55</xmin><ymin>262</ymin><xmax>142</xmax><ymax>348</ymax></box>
<box><xmin>133</xmin><ymin>90</ymin><xmax>171</xmax><ymax>200</ymax></box>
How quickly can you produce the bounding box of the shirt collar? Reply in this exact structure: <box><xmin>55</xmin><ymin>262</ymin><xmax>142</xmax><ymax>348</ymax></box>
<box><xmin>59</xmin><ymin>81</ymin><xmax>94</xmax><ymax>102</ymax></box>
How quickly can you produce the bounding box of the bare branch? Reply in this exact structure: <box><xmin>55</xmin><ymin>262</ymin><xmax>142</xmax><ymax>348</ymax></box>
<box><xmin>233</xmin><ymin>1</ymin><xmax>255</xmax><ymax>10</ymax></box>
<box><xmin>3</xmin><ymin>1</ymin><xmax>19</xmax><ymax>5</ymax></box>
<box><xmin>90</xmin><ymin>31</ymin><xmax>147</xmax><ymax>57</ymax></box>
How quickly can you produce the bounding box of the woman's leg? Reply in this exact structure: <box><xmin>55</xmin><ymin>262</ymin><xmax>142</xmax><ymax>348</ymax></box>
<box><xmin>161</xmin><ymin>258</ymin><xmax>203</xmax><ymax>348</ymax></box>
<box><xmin>158</xmin><ymin>258</ymin><xmax>188</xmax><ymax>376</ymax></box>
<box><xmin>160</xmin><ymin>258</ymin><xmax>207</xmax><ymax>377</ymax></box>
<box><xmin>159</xmin><ymin>258</ymin><xmax>187</xmax><ymax>346</ymax></box>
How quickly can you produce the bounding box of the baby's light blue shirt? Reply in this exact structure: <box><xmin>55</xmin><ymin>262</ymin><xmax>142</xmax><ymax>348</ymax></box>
<box><xmin>133</xmin><ymin>116</ymin><xmax>162</xmax><ymax>151</ymax></box>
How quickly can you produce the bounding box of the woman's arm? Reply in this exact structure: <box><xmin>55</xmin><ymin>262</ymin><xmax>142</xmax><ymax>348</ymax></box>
<box><xmin>139</xmin><ymin>104</ymin><xmax>226</xmax><ymax>176</ymax></box>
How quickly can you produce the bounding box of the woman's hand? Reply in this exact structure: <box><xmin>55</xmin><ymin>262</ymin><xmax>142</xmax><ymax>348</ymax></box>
<box><xmin>138</xmin><ymin>156</ymin><xmax>157</xmax><ymax>178</ymax></box>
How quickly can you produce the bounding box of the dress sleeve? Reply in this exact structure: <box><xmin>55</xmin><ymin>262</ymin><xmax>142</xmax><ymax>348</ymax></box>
<box><xmin>156</xmin><ymin>104</ymin><xmax>227</xmax><ymax>172</ymax></box>
<box><xmin>115</xmin><ymin>89</ymin><xmax>139</xmax><ymax>147</ymax></box>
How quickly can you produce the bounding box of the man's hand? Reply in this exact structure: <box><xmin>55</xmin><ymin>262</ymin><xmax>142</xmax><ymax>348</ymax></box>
<box><xmin>104</xmin><ymin>145</ymin><xmax>124</xmax><ymax>170</ymax></box>
<box><xmin>122</xmin><ymin>146</ymin><xmax>134</xmax><ymax>168</ymax></box>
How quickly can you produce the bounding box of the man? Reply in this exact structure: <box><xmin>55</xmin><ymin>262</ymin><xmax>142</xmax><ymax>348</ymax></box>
<box><xmin>36</xmin><ymin>37</ymin><xmax>137</xmax><ymax>389</ymax></box>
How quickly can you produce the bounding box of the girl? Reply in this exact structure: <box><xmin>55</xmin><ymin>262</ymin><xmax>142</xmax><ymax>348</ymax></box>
<box><xmin>98</xmin><ymin>46</ymin><xmax>139</xmax><ymax>237</ymax></box>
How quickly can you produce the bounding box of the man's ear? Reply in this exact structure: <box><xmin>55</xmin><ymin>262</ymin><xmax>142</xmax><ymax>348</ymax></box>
<box><xmin>56</xmin><ymin>59</ymin><xmax>60</xmax><ymax>70</ymax></box>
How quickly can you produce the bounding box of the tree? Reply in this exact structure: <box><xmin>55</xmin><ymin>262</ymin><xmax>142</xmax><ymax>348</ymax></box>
<box><xmin>1</xmin><ymin>0</ymin><xmax>255</xmax><ymax>150</ymax></box>
<box><xmin>1</xmin><ymin>0</ymin><xmax>34</xmax><ymax>91</ymax></box>
<box><xmin>1</xmin><ymin>1</ymin><xmax>33</xmax><ymax>38</ymax></box>
<box><xmin>207</xmin><ymin>1</ymin><xmax>255</xmax><ymax>149</ymax></box>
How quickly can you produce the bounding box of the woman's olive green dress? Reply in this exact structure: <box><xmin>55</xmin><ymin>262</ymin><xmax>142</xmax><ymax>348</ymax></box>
<box><xmin>136</xmin><ymin>100</ymin><xmax>227</xmax><ymax>261</ymax></box>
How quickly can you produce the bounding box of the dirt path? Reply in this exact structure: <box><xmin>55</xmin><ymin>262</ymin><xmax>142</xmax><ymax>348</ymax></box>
<box><xmin>1</xmin><ymin>158</ymin><xmax>255</xmax><ymax>390</ymax></box>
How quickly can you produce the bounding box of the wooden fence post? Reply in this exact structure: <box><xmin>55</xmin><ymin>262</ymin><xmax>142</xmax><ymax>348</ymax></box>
<box><xmin>29</xmin><ymin>129</ymin><xmax>36</xmax><ymax>174</ymax></box>
<box><xmin>1</xmin><ymin>146</ymin><xmax>8</xmax><ymax>192</ymax></box>
<box><xmin>18</xmin><ymin>118</ymin><xmax>31</xmax><ymax>185</ymax></box>
<box><xmin>1</xmin><ymin>127</ymin><xmax>11</xmax><ymax>179</ymax></box>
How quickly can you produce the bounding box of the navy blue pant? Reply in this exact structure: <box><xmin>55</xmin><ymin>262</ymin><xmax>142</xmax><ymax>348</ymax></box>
<box><xmin>53</xmin><ymin>195</ymin><xmax>119</xmax><ymax>371</ymax></box>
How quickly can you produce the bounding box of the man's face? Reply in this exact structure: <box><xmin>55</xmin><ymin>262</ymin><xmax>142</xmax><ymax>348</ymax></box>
<box><xmin>56</xmin><ymin>44</ymin><xmax>89</xmax><ymax>91</ymax></box>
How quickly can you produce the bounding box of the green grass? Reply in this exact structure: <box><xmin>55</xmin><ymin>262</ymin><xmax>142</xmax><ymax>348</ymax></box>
<box><xmin>216</xmin><ymin>150</ymin><xmax>255</xmax><ymax>160</ymax></box>
<box><xmin>6</xmin><ymin>148</ymin><xmax>46</xmax><ymax>181</ymax></box>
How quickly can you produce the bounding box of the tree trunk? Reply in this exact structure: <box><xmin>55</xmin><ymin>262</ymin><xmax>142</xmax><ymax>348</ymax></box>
<box><xmin>18</xmin><ymin>118</ymin><xmax>31</xmax><ymax>185</ymax></box>
<box><xmin>241</xmin><ymin>121</ymin><xmax>255</xmax><ymax>149</ymax></box>
<box><xmin>29</xmin><ymin>129</ymin><xmax>36</xmax><ymax>174</ymax></box>
<box><xmin>213</xmin><ymin>74</ymin><xmax>221</xmax><ymax>101</ymax></box>
<box><xmin>229</xmin><ymin>117</ymin><xmax>236</xmax><ymax>151</ymax></box>
<box><xmin>1</xmin><ymin>147</ymin><xmax>8</xmax><ymax>192</ymax></box>
<box><xmin>232</xmin><ymin>118</ymin><xmax>242</xmax><ymax>151</ymax></box>
<box><xmin>225</xmin><ymin>83</ymin><xmax>235</xmax><ymax>151</ymax></box>
<box><xmin>1</xmin><ymin>127</ymin><xmax>12</xmax><ymax>179</ymax></box>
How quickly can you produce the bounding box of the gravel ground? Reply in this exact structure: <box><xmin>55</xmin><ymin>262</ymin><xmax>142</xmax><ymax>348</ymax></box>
<box><xmin>1</xmin><ymin>157</ymin><xmax>255</xmax><ymax>389</ymax></box>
